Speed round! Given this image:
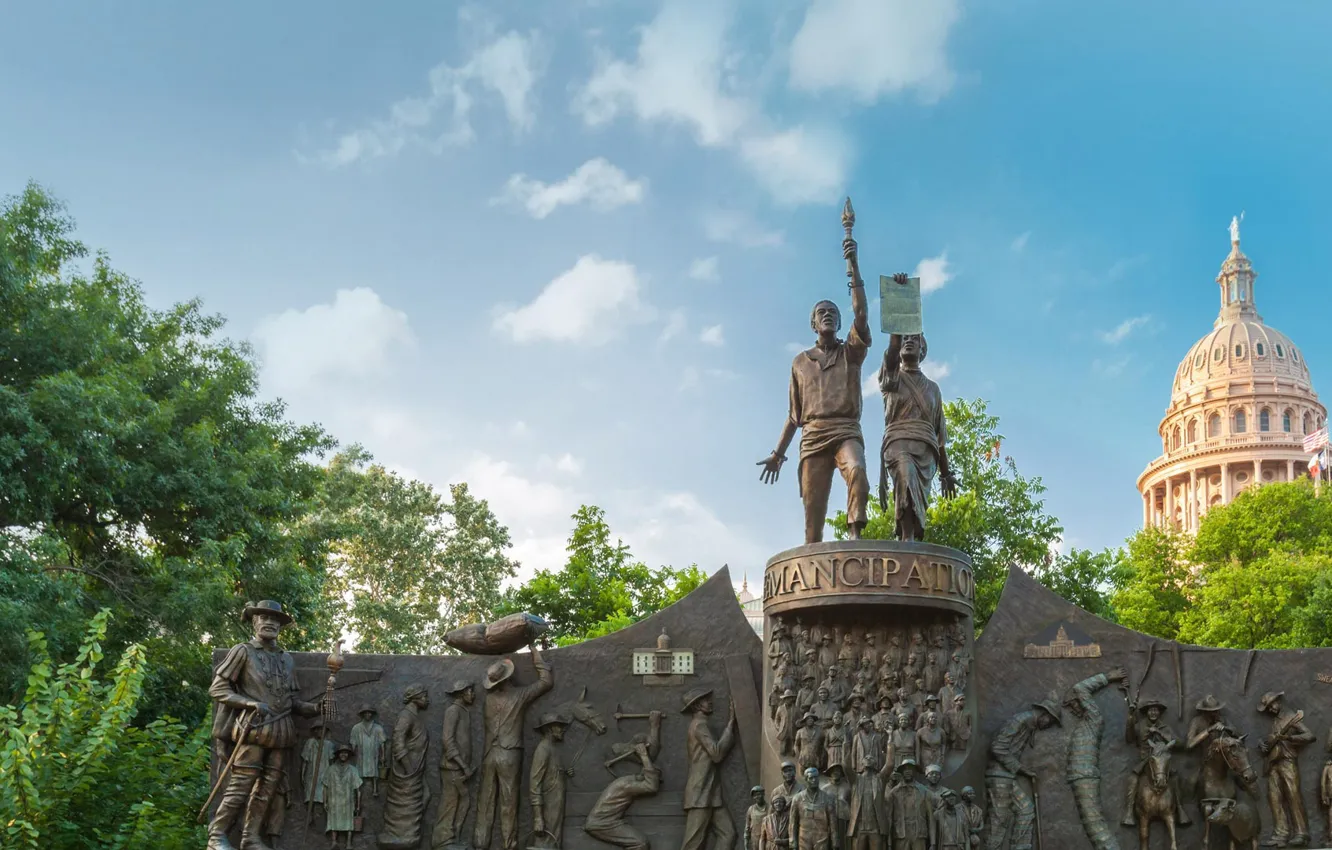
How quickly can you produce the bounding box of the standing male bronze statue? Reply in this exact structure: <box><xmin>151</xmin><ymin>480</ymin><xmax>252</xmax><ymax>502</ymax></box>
<box><xmin>759</xmin><ymin>199</ymin><xmax>873</xmax><ymax>544</ymax></box>
<box><xmin>206</xmin><ymin>600</ymin><xmax>323</xmax><ymax>850</ymax></box>
<box><xmin>475</xmin><ymin>646</ymin><xmax>554</xmax><ymax>850</ymax></box>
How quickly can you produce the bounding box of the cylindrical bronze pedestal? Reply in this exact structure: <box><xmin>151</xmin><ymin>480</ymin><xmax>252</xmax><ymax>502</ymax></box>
<box><xmin>759</xmin><ymin>540</ymin><xmax>976</xmax><ymax>797</ymax></box>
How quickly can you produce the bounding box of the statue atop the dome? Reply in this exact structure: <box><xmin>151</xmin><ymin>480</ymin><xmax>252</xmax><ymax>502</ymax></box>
<box><xmin>1229</xmin><ymin>213</ymin><xmax>1242</xmax><ymax>245</ymax></box>
<box><xmin>757</xmin><ymin>197</ymin><xmax>872</xmax><ymax>544</ymax></box>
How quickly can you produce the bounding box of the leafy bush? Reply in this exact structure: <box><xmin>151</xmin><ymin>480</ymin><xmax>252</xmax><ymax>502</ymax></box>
<box><xmin>0</xmin><ymin>610</ymin><xmax>207</xmax><ymax>849</ymax></box>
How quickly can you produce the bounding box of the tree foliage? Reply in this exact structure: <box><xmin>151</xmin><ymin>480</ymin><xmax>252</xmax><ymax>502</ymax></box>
<box><xmin>501</xmin><ymin>505</ymin><xmax>708</xmax><ymax>644</ymax></box>
<box><xmin>831</xmin><ymin>398</ymin><xmax>1063</xmax><ymax>626</ymax></box>
<box><xmin>0</xmin><ymin>182</ymin><xmax>335</xmax><ymax>721</ymax></box>
<box><xmin>1030</xmin><ymin>547</ymin><xmax>1120</xmax><ymax>622</ymax></box>
<box><xmin>1110</xmin><ymin>526</ymin><xmax>1192</xmax><ymax>640</ymax></box>
<box><xmin>317</xmin><ymin>448</ymin><xmax>518</xmax><ymax>653</ymax></box>
<box><xmin>0</xmin><ymin>610</ymin><xmax>208</xmax><ymax>849</ymax></box>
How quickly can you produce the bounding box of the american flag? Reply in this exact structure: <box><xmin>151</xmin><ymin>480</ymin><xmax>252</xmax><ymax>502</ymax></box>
<box><xmin>1303</xmin><ymin>427</ymin><xmax>1329</xmax><ymax>454</ymax></box>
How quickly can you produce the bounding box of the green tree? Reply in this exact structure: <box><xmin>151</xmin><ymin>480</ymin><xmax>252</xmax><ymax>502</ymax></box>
<box><xmin>1176</xmin><ymin>551</ymin><xmax>1332</xmax><ymax>649</ymax></box>
<box><xmin>831</xmin><ymin>398</ymin><xmax>1063</xmax><ymax>626</ymax></box>
<box><xmin>1110</xmin><ymin>526</ymin><xmax>1193</xmax><ymax>640</ymax></box>
<box><xmin>1030</xmin><ymin>547</ymin><xmax>1120</xmax><ymax>621</ymax></box>
<box><xmin>502</xmin><ymin>505</ymin><xmax>707</xmax><ymax>644</ymax></box>
<box><xmin>1191</xmin><ymin>477</ymin><xmax>1332</xmax><ymax>568</ymax></box>
<box><xmin>0</xmin><ymin>182</ymin><xmax>334</xmax><ymax>721</ymax></box>
<box><xmin>0</xmin><ymin>610</ymin><xmax>208</xmax><ymax>849</ymax></box>
<box><xmin>317</xmin><ymin>448</ymin><xmax>517</xmax><ymax>653</ymax></box>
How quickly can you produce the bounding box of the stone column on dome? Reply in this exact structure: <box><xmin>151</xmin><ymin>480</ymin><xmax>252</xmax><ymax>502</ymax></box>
<box><xmin>1288</xmin><ymin>459</ymin><xmax>1295</xmax><ymax>481</ymax></box>
<box><xmin>1221</xmin><ymin>462</ymin><xmax>1231</xmax><ymax>502</ymax></box>
<box><xmin>1141</xmin><ymin>491</ymin><xmax>1149</xmax><ymax>528</ymax></box>
<box><xmin>1165</xmin><ymin>476</ymin><xmax>1175</xmax><ymax>529</ymax></box>
<box><xmin>1254</xmin><ymin>459</ymin><xmax>1262</xmax><ymax>486</ymax></box>
<box><xmin>1188</xmin><ymin>469</ymin><xmax>1198</xmax><ymax>532</ymax></box>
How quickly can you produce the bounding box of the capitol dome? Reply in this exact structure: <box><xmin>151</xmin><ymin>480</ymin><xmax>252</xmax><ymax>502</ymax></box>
<box><xmin>1138</xmin><ymin>219</ymin><xmax>1326</xmax><ymax>532</ymax></box>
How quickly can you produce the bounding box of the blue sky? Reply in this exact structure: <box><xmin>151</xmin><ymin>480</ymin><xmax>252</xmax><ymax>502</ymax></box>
<box><xmin>4</xmin><ymin>0</ymin><xmax>1332</xmax><ymax>581</ymax></box>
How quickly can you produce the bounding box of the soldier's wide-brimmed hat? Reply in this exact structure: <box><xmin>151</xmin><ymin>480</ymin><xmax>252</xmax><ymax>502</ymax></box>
<box><xmin>681</xmin><ymin>687</ymin><xmax>714</xmax><ymax>713</ymax></box>
<box><xmin>1032</xmin><ymin>696</ymin><xmax>1063</xmax><ymax>726</ymax></box>
<box><xmin>802</xmin><ymin>712</ymin><xmax>818</xmax><ymax>723</ymax></box>
<box><xmin>849</xmin><ymin>686</ymin><xmax>866</xmax><ymax>700</ymax></box>
<box><xmin>898</xmin><ymin>757</ymin><xmax>918</xmax><ymax>768</ymax></box>
<box><xmin>924</xmin><ymin>694</ymin><xmax>939</xmax><ymax>705</ymax></box>
<box><xmin>1136</xmin><ymin>698</ymin><xmax>1168</xmax><ymax>713</ymax></box>
<box><xmin>403</xmin><ymin>683</ymin><xmax>428</xmax><ymax>702</ymax></box>
<box><xmin>357</xmin><ymin>704</ymin><xmax>377</xmax><ymax>716</ymax></box>
<box><xmin>751</xmin><ymin>785</ymin><xmax>765</xmax><ymax>795</ymax></box>
<box><xmin>485</xmin><ymin>659</ymin><xmax>516</xmax><ymax>690</ymax></box>
<box><xmin>858</xmin><ymin>714</ymin><xmax>874</xmax><ymax>726</ymax></box>
<box><xmin>925</xmin><ymin>764</ymin><xmax>942</xmax><ymax>775</ymax></box>
<box><xmin>241</xmin><ymin>599</ymin><xmax>293</xmax><ymax>625</ymax></box>
<box><xmin>802</xmin><ymin>673</ymin><xmax>816</xmax><ymax>682</ymax></box>
<box><xmin>535</xmin><ymin>712</ymin><xmax>571</xmax><ymax>731</ymax></box>
<box><xmin>1195</xmin><ymin>695</ymin><xmax>1226</xmax><ymax>712</ymax></box>
<box><xmin>334</xmin><ymin>741</ymin><xmax>354</xmax><ymax>756</ymax></box>
<box><xmin>781</xmin><ymin>689</ymin><xmax>796</xmax><ymax>700</ymax></box>
<box><xmin>445</xmin><ymin>680</ymin><xmax>473</xmax><ymax>695</ymax></box>
<box><xmin>781</xmin><ymin>760</ymin><xmax>796</xmax><ymax>770</ymax></box>
<box><xmin>1259</xmin><ymin>691</ymin><xmax>1285</xmax><ymax>712</ymax></box>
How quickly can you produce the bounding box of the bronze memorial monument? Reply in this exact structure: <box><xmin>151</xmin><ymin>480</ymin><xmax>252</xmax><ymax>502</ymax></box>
<box><xmin>204</xmin><ymin>199</ymin><xmax>1332</xmax><ymax>850</ymax></box>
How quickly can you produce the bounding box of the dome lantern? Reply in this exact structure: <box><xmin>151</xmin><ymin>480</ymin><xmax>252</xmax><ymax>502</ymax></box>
<box><xmin>1216</xmin><ymin>214</ymin><xmax>1260</xmax><ymax>327</ymax></box>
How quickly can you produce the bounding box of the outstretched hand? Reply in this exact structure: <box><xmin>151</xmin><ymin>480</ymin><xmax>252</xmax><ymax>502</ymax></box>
<box><xmin>757</xmin><ymin>452</ymin><xmax>785</xmax><ymax>484</ymax></box>
<box><xmin>940</xmin><ymin>471</ymin><xmax>958</xmax><ymax>499</ymax></box>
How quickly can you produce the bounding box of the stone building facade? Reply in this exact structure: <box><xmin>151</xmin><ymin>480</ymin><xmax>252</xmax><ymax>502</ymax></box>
<box><xmin>1137</xmin><ymin>222</ymin><xmax>1325</xmax><ymax>531</ymax></box>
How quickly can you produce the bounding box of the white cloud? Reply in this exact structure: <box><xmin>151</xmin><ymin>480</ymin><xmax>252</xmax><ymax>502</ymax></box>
<box><xmin>703</xmin><ymin>210</ymin><xmax>784</xmax><ymax>248</ymax></box>
<box><xmin>1011</xmin><ymin>231</ymin><xmax>1031</xmax><ymax>253</ymax></box>
<box><xmin>252</xmin><ymin>288</ymin><xmax>414</xmax><ymax>393</ymax></box>
<box><xmin>738</xmin><ymin>126</ymin><xmax>849</xmax><ymax>206</ymax></box>
<box><xmin>688</xmin><ymin>256</ymin><xmax>720</xmax><ymax>282</ymax></box>
<box><xmin>617</xmin><ymin>489</ymin><xmax>767</xmax><ymax>574</ymax></box>
<box><xmin>923</xmin><ymin>361</ymin><xmax>951</xmax><ymax>381</ymax></box>
<box><xmin>1098</xmin><ymin>315</ymin><xmax>1151</xmax><ymax>344</ymax></box>
<box><xmin>700</xmin><ymin>324</ymin><xmax>725</xmax><ymax>346</ymax></box>
<box><xmin>493</xmin><ymin>158</ymin><xmax>646</xmax><ymax>219</ymax></box>
<box><xmin>451</xmin><ymin>453</ymin><xmax>580</xmax><ymax>579</ymax></box>
<box><xmin>862</xmin><ymin>373</ymin><xmax>881</xmax><ymax>398</ymax></box>
<box><xmin>915</xmin><ymin>252</ymin><xmax>953</xmax><ymax>294</ymax></box>
<box><xmin>494</xmin><ymin>255</ymin><xmax>652</xmax><ymax>345</ymax></box>
<box><xmin>538</xmin><ymin>453</ymin><xmax>585</xmax><ymax>476</ymax></box>
<box><xmin>659</xmin><ymin>309</ymin><xmax>687</xmax><ymax>343</ymax></box>
<box><xmin>1092</xmin><ymin>357</ymin><xmax>1131</xmax><ymax>378</ymax></box>
<box><xmin>785</xmin><ymin>342</ymin><xmax>806</xmax><ymax>354</ymax></box>
<box><xmin>574</xmin><ymin>1</ymin><xmax>749</xmax><ymax>147</ymax></box>
<box><xmin>317</xmin><ymin>30</ymin><xmax>540</xmax><ymax>167</ymax></box>
<box><xmin>573</xmin><ymin>0</ymin><xmax>847</xmax><ymax>205</ymax></box>
<box><xmin>789</xmin><ymin>0</ymin><xmax>960</xmax><ymax>103</ymax></box>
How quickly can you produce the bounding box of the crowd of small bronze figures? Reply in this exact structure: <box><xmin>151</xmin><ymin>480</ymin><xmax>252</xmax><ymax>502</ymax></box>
<box><xmin>765</xmin><ymin>614</ymin><xmax>975</xmax><ymax>778</ymax></box>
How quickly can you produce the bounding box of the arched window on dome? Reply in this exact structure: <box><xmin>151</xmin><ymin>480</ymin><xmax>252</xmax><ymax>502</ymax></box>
<box><xmin>1228</xmin><ymin>281</ymin><xmax>1237</xmax><ymax>303</ymax></box>
<box><xmin>1284</xmin><ymin>410</ymin><xmax>1293</xmax><ymax>432</ymax></box>
<box><xmin>1256</xmin><ymin>342</ymin><xmax>1266</xmax><ymax>357</ymax></box>
<box><xmin>1187</xmin><ymin>419</ymin><xmax>1198</xmax><ymax>443</ymax></box>
<box><xmin>1276</xmin><ymin>344</ymin><xmax>1285</xmax><ymax>358</ymax></box>
<box><xmin>1172</xmin><ymin>425</ymin><xmax>1181</xmax><ymax>450</ymax></box>
<box><xmin>1235</xmin><ymin>344</ymin><xmax>1245</xmax><ymax>359</ymax></box>
<box><xmin>1209</xmin><ymin>413</ymin><xmax>1222</xmax><ymax>438</ymax></box>
<box><xmin>1260</xmin><ymin>409</ymin><xmax>1271</xmax><ymax>432</ymax></box>
<box><xmin>1234</xmin><ymin>409</ymin><xmax>1247</xmax><ymax>434</ymax></box>
<box><xmin>1305</xmin><ymin>411</ymin><xmax>1314</xmax><ymax>434</ymax></box>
